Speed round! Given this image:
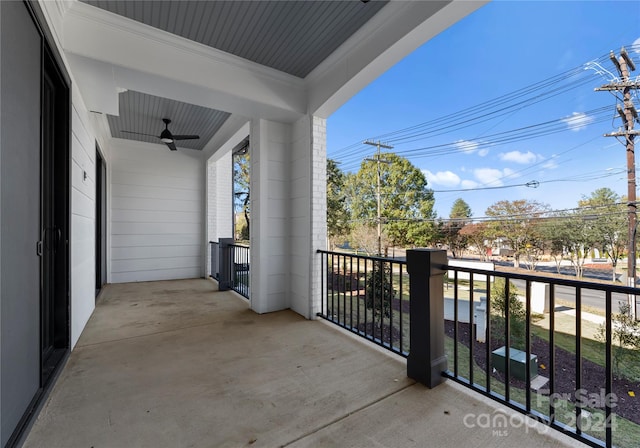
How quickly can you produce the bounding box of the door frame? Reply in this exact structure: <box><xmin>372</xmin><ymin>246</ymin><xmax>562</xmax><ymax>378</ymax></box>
<box><xmin>95</xmin><ymin>145</ymin><xmax>107</xmax><ymax>296</ymax></box>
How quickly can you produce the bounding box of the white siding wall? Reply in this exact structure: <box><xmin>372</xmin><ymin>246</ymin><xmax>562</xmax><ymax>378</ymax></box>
<box><xmin>70</xmin><ymin>81</ymin><xmax>101</xmax><ymax>348</ymax></box>
<box><xmin>110</xmin><ymin>140</ymin><xmax>203</xmax><ymax>283</ymax></box>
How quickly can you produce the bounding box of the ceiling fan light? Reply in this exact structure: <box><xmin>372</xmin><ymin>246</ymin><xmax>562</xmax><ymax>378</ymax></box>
<box><xmin>161</xmin><ymin>137</ymin><xmax>173</xmax><ymax>143</ymax></box>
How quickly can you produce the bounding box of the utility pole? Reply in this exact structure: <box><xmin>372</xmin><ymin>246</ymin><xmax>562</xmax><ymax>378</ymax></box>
<box><xmin>596</xmin><ymin>47</ymin><xmax>640</xmax><ymax>318</ymax></box>
<box><xmin>364</xmin><ymin>140</ymin><xmax>393</xmax><ymax>256</ymax></box>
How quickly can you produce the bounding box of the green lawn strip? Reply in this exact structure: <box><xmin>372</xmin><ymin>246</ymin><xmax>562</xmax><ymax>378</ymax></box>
<box><xmin>444</xmin><ymin>335</ymin><xmax>640</xmax><ymax>448</ymax></box>
<box><xmin>530</xmin><ymin>319</ymin><xmax>640</xmax><ymax>382</ymax></box>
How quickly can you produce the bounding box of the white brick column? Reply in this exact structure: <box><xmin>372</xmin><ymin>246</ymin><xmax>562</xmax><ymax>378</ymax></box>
<box><xmin>309</xmin><ymin>116</ymin><xmax>327</xmax><ymax>318</ymax></box>
<box><xmin>250</xmin><ymin>116</ymin><xmax>326</xmax><ymax>318</ymax></box>
<box><xmin>250</xmin><ymin>119</ymin><xmax>291</xmax><ymax>313</ymax></box>
<box><xmin>206</xmin><ymin>151</ymin><xmax>233</xmax><ymax>275</ymax></box>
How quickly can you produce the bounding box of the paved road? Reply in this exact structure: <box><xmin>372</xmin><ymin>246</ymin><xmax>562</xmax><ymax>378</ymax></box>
<box><xmin>508</xmin><ymin>279</ymin><xmax>636</xmax><ymax>312</ymax></box>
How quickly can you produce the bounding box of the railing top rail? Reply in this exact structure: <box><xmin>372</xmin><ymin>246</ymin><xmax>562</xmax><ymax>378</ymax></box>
<box><xmin>228</xmin><ymin>243</ymin><xmax>249</xmax><ymax>249</ymax></box>
<box><xmin>444</xmin><ymin>263</ymin><xmax>639</xmax><ymax>294</ymax></box>
<box><xmin>317</xmin><ymin>249</ymin><xmax>406</xmax><ymax>264</ymax></box>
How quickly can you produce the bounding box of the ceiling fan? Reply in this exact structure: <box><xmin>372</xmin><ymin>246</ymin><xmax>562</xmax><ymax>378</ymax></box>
<box><xmin>121</xmin><ymin>118</ymin><xmax>200</xmax><ymax>151</ymax></box>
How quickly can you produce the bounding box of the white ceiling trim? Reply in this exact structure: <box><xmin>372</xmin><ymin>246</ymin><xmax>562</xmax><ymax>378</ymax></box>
<box><xmin>63</xmin><ymin>1</ymin><xmax>307</xmax><ymax>120</ymax></box>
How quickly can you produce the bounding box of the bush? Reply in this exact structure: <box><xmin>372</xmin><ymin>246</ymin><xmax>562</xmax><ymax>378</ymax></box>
<box><xmin>364</xmin><ymin>261</ymin><xmax>395</xmax><ymax>318</ymax></box>
<box><xmin>596</xmin><ymin>301</ymin><xmax>640</xmax><ymax>378</ymax></box>
<box><xmin>490</xmin><ymin>278</ymin><xmax>526</xmax><ymax>350</ymax></box>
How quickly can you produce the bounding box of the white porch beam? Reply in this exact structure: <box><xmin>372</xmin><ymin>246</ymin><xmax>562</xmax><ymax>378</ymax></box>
<box><xmin>62</xmin><ymin>1</ymin><xmax>307</xmax><ymax>122</ymax></box>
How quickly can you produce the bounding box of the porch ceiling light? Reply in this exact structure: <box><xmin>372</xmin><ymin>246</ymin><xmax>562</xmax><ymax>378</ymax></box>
<box><xmin>160</xmin><ymin>129</ymin><xmax>174</xmax><ymax>144</ymax></box>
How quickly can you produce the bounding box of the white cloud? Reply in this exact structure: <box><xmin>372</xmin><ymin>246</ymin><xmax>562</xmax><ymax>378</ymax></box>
<box><xmin>473</xmin><ymin>167</ymin><xmax>517</xmax><ymax>186</ymax></box>
<box><xmin>478</xmin><ymin>148</ymin><xmax>489</xmax><ymax>157</ymax></box>
<box><xmin>499</xmin><ymin>150</ymin><xmax>539</xmax><ymax>164</ymax></box>
<box><xmin>542</xmin><ymin>156</ymin><xmax>559</xmax><ymax>169</ymax></box>
<box><xmin>454</xmin><ymin>139</ymin><xmax>480</xmax><ymax>154</ymax></box>
<box><xmin>562</xmin><ymin>112</ymin><xmax>595</xmax><ymax>132</ymax></box>
<box><xmin>422</xmin><ymin>170</ymin><xmax>461</xmax><ymax>187</ymax></box>
<box><xmin>460</xmin><ymin>179</ymin><xmax>479</xmax><ymax>189</ymax></box>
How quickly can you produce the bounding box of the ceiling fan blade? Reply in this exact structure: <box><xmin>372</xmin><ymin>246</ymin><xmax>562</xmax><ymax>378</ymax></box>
<box><xmin>166</xmin><ymin>141</ymin><xmax>178</xmax><ymax>151</ymax></box>
<box><xmin>121</xmin><ymin>130</ymin><xmax>159</xmax><ymax>138</ymax></box>
<box><xmin>172</xmin><ymin>135</ymin><xmax>200</xmax><ymax>140</ymax></box>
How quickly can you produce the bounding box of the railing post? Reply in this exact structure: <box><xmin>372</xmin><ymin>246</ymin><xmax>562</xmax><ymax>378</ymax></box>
<box><xmin>210</xmin><ymin>241</ymin><xmax>218</xmax><ymax>279</ymax></box>
<box><xmin>407</xmin><ymin>249</ymin><xmax>448</xmax><ymax>388</ymax></box>
<box><xmin>218</xmin><ymin>238</ymin><xmax>234</xmax><ymax>291</ymax></box>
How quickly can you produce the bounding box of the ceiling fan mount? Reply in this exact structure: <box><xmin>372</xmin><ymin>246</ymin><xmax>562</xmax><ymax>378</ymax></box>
<box><xmin>121</xmin><ymin>117</ymin><xmax>200</xmax><ymax>151</ymax></box>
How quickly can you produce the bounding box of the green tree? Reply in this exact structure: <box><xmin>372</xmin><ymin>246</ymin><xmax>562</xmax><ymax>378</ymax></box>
<box><xmin>326</xmin><ymin>159</ymin><xmax>350</xmax><ymax>249</ymax></box>
<box><xmin>346</xmin><ymin>153</ymin><xmax>436</xmax><ymax>254</ymax></box>
<box><xmin>579</xmin><ymin>187</ymin><xmax>626</xmax><ymax>282</ymax></box>
<box><xmin>441</xmin><ymin>198</ymin><xmax>472</xmax><ymax>258</ymax></box>
<box><xmin>451</xmin><ymin>198</ymin><xmax>472</xmax><ymax>219</ymax></box>
<box><xmin>233</xmin><ymin>151</ymin><xmax>250</xmax><ymax>241</ymax></box>
<box><xmin>485</xmin><ymin>199</ymin><xmax>549</xmax><ymax>269</ymax></box>
<box><xmin>490</xmin><ymin>278</ymin><xmax>525</xmax><ymax>350</ymax></box>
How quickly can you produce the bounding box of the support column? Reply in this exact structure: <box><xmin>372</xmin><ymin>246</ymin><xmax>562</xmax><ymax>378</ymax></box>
<box><xmin>406</xmin><ymin>249</ymin><xmax>448</xmax><ymax>388</ymax></box>
<box><xmin>250</xmin><ymin>118</ymin><xmax>291</xmax><ymax>313</ymax></box>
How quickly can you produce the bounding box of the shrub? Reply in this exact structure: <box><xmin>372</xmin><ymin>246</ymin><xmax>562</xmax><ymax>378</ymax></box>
<box><xmin>364</xmin><ymin>261</ymin><xmax>395</xmax><ymax>318</ymax></box>
<box><xmin>490</xmin><ymin>278</ymin><xmax>526</xmax><ymax>350</ymax></box>
<box><xmin>596</xmin><ymin>301</ymin><xmax>640</xmax><ymax>378</ymax></box>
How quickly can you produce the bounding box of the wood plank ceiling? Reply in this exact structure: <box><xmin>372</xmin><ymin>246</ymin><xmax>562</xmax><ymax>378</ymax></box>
<box><xmin>107</xmin><ymin>90</ymin><xmax>231</xmax><ymax>151</ymax></box>
<box><xmin>80</xmin><ymin>0</ymin><xmax>388</xmax><ymax>148</ymax></box>
<box><xmin>81</xmin><ymin>0</ymin><xmax>388</xmax><ymax>78</ymax></box>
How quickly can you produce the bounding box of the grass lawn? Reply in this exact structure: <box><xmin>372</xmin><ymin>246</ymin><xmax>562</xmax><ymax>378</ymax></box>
<box><xmin>444</xmin><ymin>335</ymin><xmax>640</xmax><ymax>448</ymax></box>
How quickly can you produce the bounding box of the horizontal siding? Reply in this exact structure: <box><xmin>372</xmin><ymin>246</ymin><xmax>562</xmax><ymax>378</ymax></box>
<box><xmin>110</xmin><ymin>142</ymin><xmax>203</xmax><ymax>283</ymax></box>
<box><xmin>70</xmin><ymin>100</ymin><xmax>97</xmax><ymax>348</ymax></box>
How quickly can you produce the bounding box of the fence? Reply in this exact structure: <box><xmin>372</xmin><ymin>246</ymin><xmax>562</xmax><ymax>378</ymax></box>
<box><xmin>318</xmin><ymin>249</ymin><xmax>638</xmax><ymax>448</ymax></box>
<box><xmin>440</xmin><ymin>263</ymin><xmax>635</xmax><ymax>448</ymax></box>
<box><xmin>210</xmin><ymin>239</ymin><xmax>250</xmax><ymax>300</ymax></box>
<box><xmin>317</xmin><ymin>250</ymin><xmax>409</xmax><ymax>357</ymax></box>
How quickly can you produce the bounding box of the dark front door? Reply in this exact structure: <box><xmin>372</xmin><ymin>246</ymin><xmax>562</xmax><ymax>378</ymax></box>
<box><xmin>40</xmin><ymin>44</ymin><xmax>70</xmax><ymax>388</ymax></box>
<box><xmin>96</xmin><ymin>148</ymin><xmax>107</xmax><ymax>296</ymax></box>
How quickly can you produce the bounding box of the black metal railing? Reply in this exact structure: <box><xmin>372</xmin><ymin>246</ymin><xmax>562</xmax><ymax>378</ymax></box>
<box><xmin>443</xmin><ymin>264</ymin><xmax>638</xmax><ymax>448</ymax></box>
<box><xmin>210</xmin><ymin>240</ymin><xmax>250</xmax><ymax>300</ymax></box>
<box><xmin>317</xmin><ymin>249</ymin><xmax>638</xmax><ymax>448</ymax></box>
<box><xmin>317</xmin><ymin>250</ymin><xmax>409</xmax><ymax>357</ymax></box>
<box><xmin>229</xmin><ymin>243</ymin><xmax>250</xmax><ymax>299</ymax></box>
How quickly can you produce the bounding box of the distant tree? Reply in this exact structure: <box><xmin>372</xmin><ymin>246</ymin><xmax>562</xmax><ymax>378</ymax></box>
<box><xmin>440</xmin><ymin>198</ymin><xmax>472</xmax><ymax>258</ymax></box>
<box><xmin>349</xmin><ymin>224</ymin><xmax>388</xmax><ymax>257</ymax></box>
<box><xmin>233</xmin><ymin>151</ymin><xmax>250</xmax><ymax>241</ymax></box>
<box><xmin>346</xmin><ymin>153</ymin><xmax>436</xmax><ymax>254</ymax></box>
<box><xmin>546</xmin><ymin>210</ymin><xmax>599</xmax><ymax>278</ymax></box>
<box><xmin>450</xmin><ymin>198</ymin><xmax>472</xmax><ymax>220</ymax></box>
<box><xmin>579</xmin><ymin>188</ymin><xmax>627</xmax><ymax>281</ymax></box>
<box><xmin>459</xmin><ymin>222</ymin><xmax>490</xmax><ymax>261</ymax></box>
<box><xmin>485</xmin><ymin>199</ymin><xmax>550</xmax><ymax>268</ymax></box>
<box><xmin>539</xmin><ymin>217</ymin><xmax>566</xmax><ymax>274</ymax></box>
<box><xmin>326</xmin><ymin>159</ymin><xmax>350</xmax><ymax>249</ymax></box>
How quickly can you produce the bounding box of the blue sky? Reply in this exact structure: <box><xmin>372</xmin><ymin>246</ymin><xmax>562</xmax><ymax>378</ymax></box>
<box><xmin>327</xmin><ymin>1</ymin><xmax>640</xmax><ymax>219</ymax></box>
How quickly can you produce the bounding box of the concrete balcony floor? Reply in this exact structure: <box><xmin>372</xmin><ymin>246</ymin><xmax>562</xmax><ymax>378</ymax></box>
<box><xmin>24</xmin><ymin>279</ymin><xmax>577</xmax><ymax>448</ymax></box>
